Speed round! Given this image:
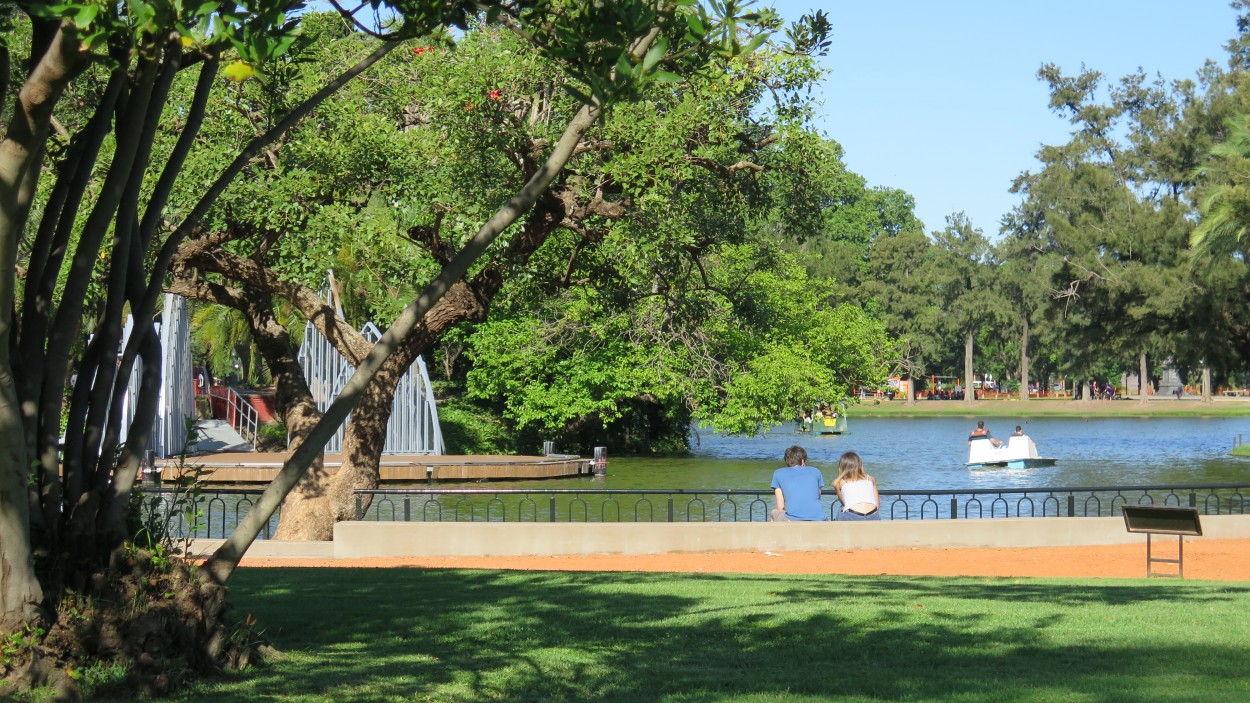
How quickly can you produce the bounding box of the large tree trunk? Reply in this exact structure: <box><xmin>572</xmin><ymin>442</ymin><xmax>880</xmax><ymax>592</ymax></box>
<box><xmin>260</xmin><ymin>186</ymin><xmax>566</xmax><ymax>543</ymax></box>
<box><xmin>1019</xmin><ymin>318</ymin><xmax>1030</xmax><ymax>402</ymax></box>
<box><xmin>283</xmin><ymin>359</ymin><xmax>406</xmax><ymax>540</ymax></box>
<box><xmin>1139</xmin><ymin>352</ymin><xmax>1149</xmax><ymax>405</ymax></box>
<box><xmin>276</xmin><ymin>282</ymin><xmax>492</xmax><ymax>540</ymax></box>
<box><xmin>962</xmin><ymin>329</ymin><xmax>975</xmax><ymax>404</ymax></box>
<box><xmin>0</xmin><ymin>22</ymin><xmax>85</xmax><ymax>628</ymax></box>
<box><xmin>1202</xmin><ymin>366</ymin><xmax>1212</xmax><ymax>403</ymax></box>
<box><xmin>0</xmin><ymin>364</ymin><xmax>41</xmax><ymax>630</ymax></box>
<box><xmin>241</xmin><ymin>285</ymin><xmax>327</xmax><ymax>542</ymax></box>
<box><xmin>167</xmin><ymin>277</ymin><xmax>329</xmax><ymax>543</ymax></box>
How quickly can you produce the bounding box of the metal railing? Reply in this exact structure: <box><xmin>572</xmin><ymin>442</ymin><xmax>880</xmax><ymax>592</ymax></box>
<box><xmin>131</xmin><ymin>482</ymin><xmax>1250</xmax><ymax>539</ymax></box>
<box><xmin>352</xmin><ymin>483</ymin><xmax>1250</xmax><ymax>524</ymax></box>
<box><xmin>208</xmin><ymin>386</ymin><xmax>259</xmax><ymax>446</ymax></box>
<box><xmin>132</xmin><ymin>487</ymin><xmax>280</xmax><ymax>540</ymax></box>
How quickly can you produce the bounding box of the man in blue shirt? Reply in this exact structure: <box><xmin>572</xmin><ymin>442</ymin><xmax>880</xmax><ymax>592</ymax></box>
<box><xmin>770</xmin><ymin>445</ymin><xmax>827</xmax><ymax>521</ymax></box>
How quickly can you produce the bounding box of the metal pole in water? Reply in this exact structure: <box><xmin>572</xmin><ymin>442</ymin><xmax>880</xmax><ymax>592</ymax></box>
<box><xmin>144</xmin><ymin>449</ymin><xmax>158</xmax><ymax>484</ymax></box>
<box><xmin>593</xmin><ymin>446</ymin><xmax>607</xmax><ymax>477</ymax></box>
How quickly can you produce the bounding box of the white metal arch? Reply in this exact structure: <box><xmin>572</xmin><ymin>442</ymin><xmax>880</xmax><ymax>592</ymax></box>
<box><xmin>298</xmin><ymin>271</ymin><xmax>445</xmax><ymax>454</ymax></box>
<box><xmin>119</xmin><ymin>293</ymin><xmax>196</xmax><ymax>458</ymax></box>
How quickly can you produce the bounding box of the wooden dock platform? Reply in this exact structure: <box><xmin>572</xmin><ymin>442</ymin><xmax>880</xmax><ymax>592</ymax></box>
<box><xmin>154</xmin><ymin>453</ymin><xmax>594</xmax><ymax>484</ymax></box>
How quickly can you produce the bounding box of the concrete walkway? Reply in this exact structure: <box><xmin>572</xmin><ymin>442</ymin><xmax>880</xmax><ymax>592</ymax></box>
<box><xmin>191</xmin><ymin>418</ymin><xmax>252</xmax><ymax>453</ymax></box>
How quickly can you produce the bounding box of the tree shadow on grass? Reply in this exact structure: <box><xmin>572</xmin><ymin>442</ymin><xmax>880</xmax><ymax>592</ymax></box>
<box><xmin>177</xmin><ymin>570</ymin><xmax>1250</xmax><ymax>702</ymax></box>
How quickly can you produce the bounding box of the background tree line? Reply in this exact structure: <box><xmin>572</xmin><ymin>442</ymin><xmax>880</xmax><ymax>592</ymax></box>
<box><xmin>809</xmin><ymin>0</ymin><xmax>1250</xmax><ymax>408</ymax></box>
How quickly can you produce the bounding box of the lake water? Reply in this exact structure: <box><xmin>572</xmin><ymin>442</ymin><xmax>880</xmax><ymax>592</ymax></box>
<box><xmin>455</xmin><ymin>417</ymin><xmax>1250</xmax><ymax>491</ymax></box>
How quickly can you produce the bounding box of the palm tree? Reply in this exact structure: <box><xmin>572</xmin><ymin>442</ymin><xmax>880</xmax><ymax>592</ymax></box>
<box><xmin>191</xmin><ymin>303</ymin><xmax>259</xmax><ymax>385</ymax></box>
<box><xmin>189</xmin><ymin>301</ymin><xmax>304</xmax><ymax>386</ymax></box>
<box><xmin>1193</xmin><ymin>113</ymin><xmax>1250</xmax><ymax>258</ymax></box>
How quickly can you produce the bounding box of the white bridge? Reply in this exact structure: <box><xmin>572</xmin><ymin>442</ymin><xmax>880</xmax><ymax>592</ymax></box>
<box><xmin>120</xmin><ymin>272</ymin><xmax>443</xmax><ymax>458</ymax></box>
<box><xmin>298</xmin><ymin>271</ymin><xmax>444</xmax><ymax>455</ymax></box>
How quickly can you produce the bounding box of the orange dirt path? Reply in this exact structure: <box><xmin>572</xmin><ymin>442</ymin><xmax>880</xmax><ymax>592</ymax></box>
<box><xmin>238</xmin><ymin>538</ymin><xmax>1250</xmax><ymax>580</ymax></box>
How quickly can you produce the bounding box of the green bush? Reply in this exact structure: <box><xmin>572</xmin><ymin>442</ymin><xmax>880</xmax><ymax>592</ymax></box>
<box><xmin>255</xmin><ymin>422</ymin><xmax>288</xmax><ymax>451</ymax></box>
<box><xmin>437</xmin><ymin>398</ymin><xmax>517</xmax><ymax>455</ymax></box>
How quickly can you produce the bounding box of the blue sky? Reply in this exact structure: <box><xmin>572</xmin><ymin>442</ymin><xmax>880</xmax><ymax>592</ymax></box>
<box><xmin>766</xmin><ymin>1</ymin><xmax>1240</xmax><ymax>237</ymax></box>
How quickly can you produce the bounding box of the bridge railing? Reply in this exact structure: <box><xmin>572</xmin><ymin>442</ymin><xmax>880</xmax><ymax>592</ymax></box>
<box><xmin>131</xmin><ymin>483</ymin><xmax>1250</xmax><ymax>540</ymax></box>
<box><xmin>206</xmin><ymin>386</ymin><xmax>259</xmax><ymax>447</ymax></box>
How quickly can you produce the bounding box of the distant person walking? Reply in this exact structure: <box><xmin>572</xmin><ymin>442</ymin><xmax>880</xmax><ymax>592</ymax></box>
<box><xmin>834</xmin><ymin>451</ymin><xmax>880</xmax><ymax>521</ymax></box>
<box><xmin>770</xmin><ymin>446</ymin><xmax>826</xmax><ymax>522</ymax></box>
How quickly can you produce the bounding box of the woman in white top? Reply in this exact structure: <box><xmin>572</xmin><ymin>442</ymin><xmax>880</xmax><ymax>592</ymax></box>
<box><xmin>833</xmin><ymin>451</ymin><xmax>881</xmax><ymax>521</ymax></box>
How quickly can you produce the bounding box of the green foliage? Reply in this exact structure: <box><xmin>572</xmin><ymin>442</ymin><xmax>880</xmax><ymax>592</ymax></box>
<box><xmin>1007</xmin><ymin>64</ymin><xmax>1197</xmax><ymax>383</ymax></box>
<box><xmin>190</xmin><ymin>302</ymin><xmax>267</xmax><ymax>385</ymax></box>
<box><xmin>467</xmin><ymin>243</ymin><xmax>890</xmax><ymax>439</ymax></box>
<box><xmin>255</xmin><ymin>422</ymin><xmax>288</xmax><ymax>451</ymax></box>
<box><xmin>30</xmin><ymin>0</ymin><xmax>302</xmax><ymax>67</ymax></box>
<box><xmin>0</xmin><ymin>623</ymin><xmax>45</xmax><ymax>670</ymax></box>
<box><xmin>1193</xmin><ymin>113</ymin><xmax>1250</xmax><ymax>258</ymax></box>
<box><xmin>164</xmin><ymin>18</ymin><xmax>861</xmax><ymax>449</ymax></box>
<box><xmin>435</xmin><ymin>396</ymin><xmax>518</xmax><ymax>455</ymax></box>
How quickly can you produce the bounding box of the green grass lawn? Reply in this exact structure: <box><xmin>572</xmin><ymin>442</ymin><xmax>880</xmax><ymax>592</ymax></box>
<box><xmin>850</xmin><ymin>397</ymin><xmax>1250</xmax><ymax>418</ymax></box>
<box><xmin>93</xmin><ymin>568</ymin><xmax>1250</xmax><ymax>702</ymax></box>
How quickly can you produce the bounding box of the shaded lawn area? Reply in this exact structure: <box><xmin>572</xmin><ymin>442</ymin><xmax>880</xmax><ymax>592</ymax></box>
<box><xmin>116</xmin><ymin>569</ymin><xmax>1250</xmax><ymax>702</ymax></box>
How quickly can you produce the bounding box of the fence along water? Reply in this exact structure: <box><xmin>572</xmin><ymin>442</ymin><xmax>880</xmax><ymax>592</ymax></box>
<box><xmin>135</xmin><ymin>483</ymin><xmax>1250</xmax><ymax>540</ymax></box>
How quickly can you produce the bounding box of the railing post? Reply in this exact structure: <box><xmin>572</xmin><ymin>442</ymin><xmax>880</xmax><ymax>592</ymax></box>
<box><xmin>550</xmin><ymin>495</ymin><xmax>557</xmax><ymax>522</ymax></box>
<box><xmin>404</xmin><ymin>496</ymin><xmax>411</xmax><ymax>522</ymax></box>
<box><xmin>1067</xmin><ymin>495</ymin><xmax>1076</xmax><ymax>517</ymax></box>
<box><xmin>1189</xmin><ymin>492</ymin><xmax>1197</xmax><ymax>508</ymax></box>
<box><xmin>668</xmin><ymin>496</ymin><xmax>675</xmax><ymax>522</ymax></box>
<box><xmin>950</xmin><ymin>497</ymin><xmax>958</xmax><ymax>519</ymax></box>
<box><xmin>355</xmin><ymin>494</ymin><xmax>363</xmax><ymax>520</ymax></box>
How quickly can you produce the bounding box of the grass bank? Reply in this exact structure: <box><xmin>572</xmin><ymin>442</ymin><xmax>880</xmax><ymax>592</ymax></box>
<box><xmin>89</xmin><ymin>568</ymin><xmax>1250</xmax><ymax>702</ymax></box>
<box><xmin>850</xmin><ymin>396</ymin><xmax>1250</xmax><ymax>418</ymax></box>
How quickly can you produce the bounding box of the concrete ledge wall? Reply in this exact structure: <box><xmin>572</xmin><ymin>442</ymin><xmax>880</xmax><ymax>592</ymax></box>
<box><xmin>334</xmin><ymin>514</ymin><xmax>1250</xmax><ymax>558</ymax></box>
<box><xmin>187</xmin><ymin>538</ymin><xmax>335</xmax><ymax>559</ymax></box>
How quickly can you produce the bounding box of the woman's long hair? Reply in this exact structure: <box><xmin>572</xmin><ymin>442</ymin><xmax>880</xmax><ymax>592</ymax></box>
<box><xmin>837</xmin><ymin>451</ymin><xmax>868</xmax><ymax>482</ymax></box>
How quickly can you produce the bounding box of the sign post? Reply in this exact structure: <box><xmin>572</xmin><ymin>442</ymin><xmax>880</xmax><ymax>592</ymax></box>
<box><xmin>1121</xmin><ymin>505</ymin><xmax>1203</xmax><ymax>578</ymax></box>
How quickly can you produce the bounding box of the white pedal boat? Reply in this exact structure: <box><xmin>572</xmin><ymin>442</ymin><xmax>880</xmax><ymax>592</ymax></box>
<box><xmin>967</xmin><ymin>434</ymin><xmax>1057</xmax><ymax>469</ymax></box>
